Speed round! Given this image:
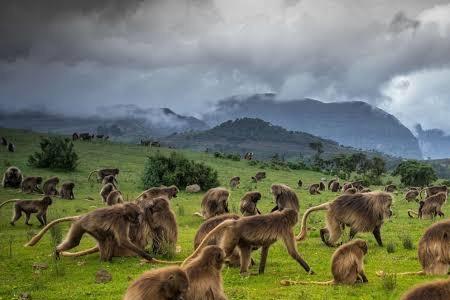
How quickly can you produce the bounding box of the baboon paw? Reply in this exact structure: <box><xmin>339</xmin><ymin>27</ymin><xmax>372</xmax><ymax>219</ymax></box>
<box><xmin>307</xmin><ymin>269</ymin><xmax>315</xmax><ymax>275</ymax></box>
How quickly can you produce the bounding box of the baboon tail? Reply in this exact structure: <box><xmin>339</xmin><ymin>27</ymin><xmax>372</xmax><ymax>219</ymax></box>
<box><xmin>181</xmin><ymin>219</ymin><xmax>235</xmax><ymax>267</ymax></box>
<box><xmin>296</xmin><ymin>202</ymin><xmax>330</xmax><ymax>241</ymax></box>
<box><xmin>407</xmin><ymin>210</ymin><xmax>418</xmax><ymax>218</ymax></box>
<box><xmin>134</xmin><ymin>191</ymin><xmax>146</xmax><ymax>201</ymax></box>
<box><xmin>0</xmin><ymin>199</ymin><xmax>18</xmax><ymax>209</ymax></box>
<box><xmin>193</xmin><ymin>212</ymin><xmax>204</xmax><ymax>218</ymax></box>
<box><xmin>280</xmin><ymin>279</ymin><xmax>334</xmax><ymax>286</ymax></box>
<box><xmin>143</xmin><ymin>258</ymin><xmax>183</xmax><ymax>265</ymax></box>
<box><xmin>61</xmin><ymin>246</ymin><xmax>99</xmax><ymax>257</ymax></box>
<box><xmin>25</xmin><ymin>216</ymin><xmax>79</xmax><ymax>247</ymax></box>
<box><xmin>419</xmin><ymin>188</ymin><xmax>425</xmax><ymax>199</ymax></box>
<box><xmin>376</xmin><ymin>270</ymin><xmax>424</xmax><ymax>277</ymax></box>
<box><xmin>87</xmin><ymin>170</ymin><xmax>98</xmax><ymax>182</ymax></box>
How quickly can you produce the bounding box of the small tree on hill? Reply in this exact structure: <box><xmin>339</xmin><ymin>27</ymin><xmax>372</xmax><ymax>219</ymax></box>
<box><xmin>392</xmin><ymin>160</ymin><xmax>437</xmax><ymax>187</ymax></box>
<box><xmin>28</xmin><ymin>137</ymin><xmax>78</xmax><ymax>171</ymax></box>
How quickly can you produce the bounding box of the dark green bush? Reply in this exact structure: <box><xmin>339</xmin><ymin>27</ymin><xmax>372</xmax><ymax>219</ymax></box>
<box><xmin>392</xmin><ymin>160</ymin><xmax>437</xmax><ymax>187</ymax></box>
<box><xmin>142</xmin><ymin>152</ymin><xmax>219</xmax><ymax>190</ymax></box>
<box><xmin>28</xmin><ymin>137</ymin><xmax>78</xmax><ymax>171</ymax></box>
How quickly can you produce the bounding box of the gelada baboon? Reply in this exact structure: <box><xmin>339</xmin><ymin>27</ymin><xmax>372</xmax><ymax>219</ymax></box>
<box><xmin>297</xmin><ymin>192</ymin><xmax>393</xmax><ymax>247</ymax></box>
<box><xmin>351</xmin><ymin>181</ymin><xmax>364</xmax><ymax>191</ymax></box>
<box><xmin>100</xmin><ymin>183</ymin><xmax>115</xmax><ymax>203</ymax></box>
<box><xmin>106</xmin><ymin>190</ymin><xmax>124</xmax><ymax>206</ymax></box>
<box><xmin>342</xmin><ymin>183</ymin><xmax>353</xmax><ymax>192</ymax></box>
<box><xmin>124</xmin><ymin>266</ymin><xmax>189</xmax><ymax>300</ymax></box>
<box><xmin>271</xmin><ymin>184</ymin><xmax>299</xmax><ymax>212</ymax></box>
<box><xmin>183</xmin><ymin>245</ymin><xmax>227</xmax><ymax>300</ymax></box>
<box><xmin>135</xmin><ymin>185</ymin><xmax>179</xmax><ymax>202</ymax></box>
<box><xmin>196</xmin><ymin>187</ymin><xmax>229</xmax><ymax>219</ymax></box>
<box><xmin>42</xmin><ymin>176</ymin><xmax>59</xmax><ymax>196</ymax></box>
<box><xmin>25</xmin><ymin>203</ymin><xmax>154</xmax><ymax>262</ymax></box>
<box><xmin>297</xmin><ymin>179</ymin><xmax>303</xmax><ymax>188</ymax></box>
<box><xmin>328</xmin><ymin>179</ymin><xmax>337</xmax><ymax>190</ymax></box>
<box><xmin>102</xmin><ymin>175</ymin><xmax>117</xmax><ymax>188</ymax></box>
<box><xmin>21</xmin><ymin>176</ymin><xmax>43</xmax><ymax>193</ymax></box>
<box><xmin>7</xmin><ymin>142</ymin><xmax>15</xmax><ymax>152</ymax></box>
<box><xmin>309</xmin><ymin>183</ymin><xmax>321</xmax><ymax>195</ymax></box>
<box><xmin>2</xmin><ymin>166</ymin><xmax>23</xmax><ymax>188</ymax></box>
<box><xmin>420</xmin><ymin>185</ymin><xmax>448</xmax><ymax>199</ymax></box>
<box><xmin>405</xmin><ymin>189</ymin><xmax>420</xmax><ymax>202</ymax></box>
<box><xmin>0</xmin><ymin>196</ymin><xmax>52</xmax><ymax>226</ymax></box>
<box><xmin>88</xmin><ymin>168</ymin><xmax>119</xmax><ymax>183</ymax></box>
<box><xmin>60</xmin><ymin>182</ymin><xmax>75</xmax><ymax>200</ymax></box>
<box><xmin>240</xmin><ymin>191</ymin><xmax>262</xmax><ymax>216</ymax></box>
<box><xmin>401</xmin><ymin>278</ymin><xmax>450</xmax><ymax>300</ymax></box>
<box><xmin>408</xmin><ymin>192</ymin><xmax>447</xmax><ymax>219</ymax></box>
<box><xmin>72</xmin><ymin>133</ymin><xmax>79</xmax><ymax>141</ymax></box>
<box><xmin>281</xmin><ymin>239</ymin><xmax>368</xmax><ymax>286</ymax></box>
<box><xmin>229</xmin><ymin>176</ymin><xmax>240</xmax><ymax>189</ymax></box>
<box><xmin>184</xmin><ymin>208</ymin><xmax>314</xmax><ymax>275</ymax></box>
<box><xmin>384</xmin><ymin>184</ymin><xmax>397</xmax><ymax>193</ymax></box>
<box><xmin>253</xmin><ymin>171</ymin><xmax>266</xmax><ymax>181</ymax></box>
<box><xmin>344</xmin><ymin>187</ymin><xmax>357</xmax><ymax>195</ymax></box>
<box><xmin>330</xmin><ymin>181</ymin><xmax>341</xmax><ymax>193</ymax></box>
<box><xmin>319</xmin><ymin>181</ymin><xmax>326</xmax><ymax>191</ymax></box>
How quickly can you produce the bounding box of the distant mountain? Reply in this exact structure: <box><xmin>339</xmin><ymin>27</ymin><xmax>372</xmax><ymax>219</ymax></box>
<box><xmin>164</xmin><ymin>117</ymin><xmax>387</xmax><ymax>160</ymax></box>
<box><xmin>0</xmin><ymin>106</ymin><xmax>208</xmax><ymax>142</ymax></box>
<box><xmin>203</xmin><ymin>94</ymin><xmax>422</xmax><ymax>159</ymax></box>
<box><xmin>415</xmin><ymin>124</ymin><xmax>450</xmax><ymax>159</ymax></box>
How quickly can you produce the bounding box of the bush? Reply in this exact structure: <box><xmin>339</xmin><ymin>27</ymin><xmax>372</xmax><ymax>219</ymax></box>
<box><xmin>402</xmin><ymin>236</ymin><xmax>414</xmax><ymax>250</ymax></box>
<box><xmin>142</xmin><ymin>152</ymin><xmax>220</xmax><ymax>190</ymax></box>
<box><xmin>28</xmin><ymin>137</ymin><xmax>78</xmax><ymax>171</ymax></box>
<box><xmin>441</xmin><ymin>180</ymin><xmax>450</xmax><ymax>187</ymax></box>
<box><xmin>392</xmin><ymin>160</ymin><xmax>437</xmax><ymax>187</ymax></box>
<box><xmin>386</xmin><ymin>243</ymin><xmax>396</xmax><ymax>253</ymax></box>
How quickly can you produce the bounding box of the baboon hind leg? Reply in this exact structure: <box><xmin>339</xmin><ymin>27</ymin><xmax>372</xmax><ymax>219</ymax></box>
<box><xmin>283</xmin><ymin>230</ymin><xmax>313</xmax><ymax>274</ymax></box>
<box><xmin>238</xmin><ymin>245</ymin><xmax>252</xmax><ymax>274</ymax></box>
<box><xmin>321</xmin><ymin>216</ymin><xmax>342</xmax><ymax>247</ymax></box>
<box><xmin>10</xmin><ymin>207</ymin><xmax>22</xmax><ymax>225</ymax></box>
<box><xmin>25</xmin><ymin>213</ymin><xmax>32</xmax><ymax>226</ymax></box>
<box><xmin>56</xmin><ymin>225</ymin><xmax>85</xmax><ymax>253</ymax></box>
<box><xmin>258</xmin><ymin>245</ymin><xmax>269</xmax><ymax>274</ymax></box>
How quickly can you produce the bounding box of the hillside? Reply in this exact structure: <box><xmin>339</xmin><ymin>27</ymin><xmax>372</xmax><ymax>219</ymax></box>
<box><xmin>415</xmin><ymin>124</ymin><xmax>450</xmax><ymax>159</ymax></box>
<box><xmin>203</xmin><ymin>94</ymin><xmax>422</xmax><ymax>159</ymax></box>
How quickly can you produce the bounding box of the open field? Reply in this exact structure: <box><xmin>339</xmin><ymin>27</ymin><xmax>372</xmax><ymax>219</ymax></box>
<box><xmin>0</xmin><ymin>128</ymin><xmax>448</xmax><ymax>300</ymax></box>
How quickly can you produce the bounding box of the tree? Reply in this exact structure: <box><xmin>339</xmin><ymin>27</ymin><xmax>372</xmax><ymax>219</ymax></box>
<box><xmin>392</xmin><ymin>160</ymin><xmax>437</xmax><ymax>187</ymax></box>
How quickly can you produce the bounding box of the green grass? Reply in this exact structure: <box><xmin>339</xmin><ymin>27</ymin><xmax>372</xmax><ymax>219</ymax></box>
<box><xmin>0</xmin><ymin>128</ymin><xmax>448</xmax><ymax>300</ymax></box>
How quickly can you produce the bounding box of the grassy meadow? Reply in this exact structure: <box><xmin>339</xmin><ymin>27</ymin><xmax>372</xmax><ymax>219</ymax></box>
<box><xmin>0</xmin><ymin>128</ymin><xmax>448</xmax><ymax>300</ymax></box>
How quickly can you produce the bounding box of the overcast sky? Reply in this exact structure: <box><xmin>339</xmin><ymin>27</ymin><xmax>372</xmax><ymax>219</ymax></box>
<box><xmin>1</xmin><ymin>0</ymin><xmax>450</xmax><ymax>132</ymax></box>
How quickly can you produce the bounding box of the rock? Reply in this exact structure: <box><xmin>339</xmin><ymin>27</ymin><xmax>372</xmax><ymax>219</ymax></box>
<box><xmin>32</xmin><ymin>262</ymin><xmax>48</xmax><ymax>271</ymax></box>
<box><xmin>186</xmin><ymin>184</ymin><xmax>201</xmax><ymax>193</ymax></box>
<box><xmin>19</xmin><ymin>292</ymin><xmax>32</xmax><ymax>300</ymax></box>
<box><xmin>95</xmin><ymin>269</ymin><xmax>112</xmax><ymax>284</ymax></box>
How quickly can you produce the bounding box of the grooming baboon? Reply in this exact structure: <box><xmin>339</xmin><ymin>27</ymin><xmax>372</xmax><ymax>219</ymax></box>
<box><xmin>197</xmin><ymin>187</ymin><xmax>229</xmax><ymax>219</ymax></box>
<box><xmin>101</xmin><ymin>175</ymin><xmax>117</xmax><ymax>188</ymax></box>
<box><xmin>106</xmin><ymin>190</ymin><xmax>124</xmax><ymax>206</ymax></box>
<box><xmin>1</xmin><ymin>136</ymin><xmax>7</xmax><ymax>146</ymax></box>
<box><xmin>254</xmin><ymin>171</ymin><xmax>266</xmax><ymax>181</ymax></box>
<box><xmin>408</xmin><ymin>192</ymin><xmax>447</xmax><ymax>219</ymax></box>
<box><xmin>25</xmin><ymin>203</ymin><xmax>154</xmax><ymax>262</ymax></box>
<box><xmin>21</xmin><ymin>176</ymin><xmax>43</xmax><ymax>193</ymax></box>
<box><xmin>271</xmin><ymin>184</ymin><xmax>299</xmax><ymax>212</ymax></box>
<box><xmin>72</xmin><ymin>133</ymin><xmax>79</xmax><ymax>141</ymax></box>
<box><xmin>124</xmin><ymin>266</ymin><xmax>189</xmax><ymax>300</ymax></box>
<box><xmin>360</xmin><ymin>188</ymin><xmax>372</xmax><ymax>193</ymax></box>
<box><xmin>319</xmin><ymin>181</ymin><xmax>326</xmax><ymax>191</ymax></box>
<box><xmin>401</xmin><ymin>278</ymin><xmax>450</xmax><ymax>300</ymax></box>
<box><xmin>100</xmin><ymin>183</ymin><xmax>116</xmax><ymax>203</ymax></box>
<box><xmin>183</xmin><ymin>246</ymin><xmax>227</xmax><ymax>300</ymax></box>
<box><xmin>309</xmin><ymin>183</ymin><xmax>321</xmax><ymax>195</ymax></box>
<box><xmin>420</xmin><ymin>185</ymin><xmax>448</xmax><ymax>199</ymax></box>
<box><xmin>405</xmin><ymin>189</ymin><xmax>420</xmax><ymax>202</ymax></box>
<box><xmin>60</xmin><ymin>182</ymin><xmax>75</xmax><ymax>200</ymax></box>
<box><xmin>88</xmin><ymin>168</ymin><xmax>119</xmax><ymax>183</ymax></box>
<box><xmin>240</xmin><ymin>191</ymin><xmax>262</xmax><ymax>216</ymax></box>
<box><xmin>7</xmin><ymin>142</ymin><xmax>15</xmax><ymax>152</ymax></box>
<box><xmin>351</xmin><ymin>181</ymin><xmax>364</xmax><ymax>191</ymax></box>
<box><xmin>0</xmin><ymin>196</ymin><xmax>52</xmax><ymax>226</ymax></box>
<box><xmin>2</xmin><ymin>166</ymin><xmax>23</xmax><ymax>188</ymax></box>
<box><xmin>297</xmin><ymin>192</ymin><xmax>393</xmax><ymax>247</ymax></box>
<box><xmin>330</xmin><ymin>181</ymin><xmax>341</xmax><ymax>193</ymax></box>
<box><xmin>342</xmin><ymin>183</ymin><xmax>353</xmax><ymax>192</ymax></box>
<box><xmin>135</xmin><ymin>185</ymin><xmax>179</xmax><ymax>202</ymax></box>
<box><xmin>229</xmin><ymin>176</ymin><xmax>240</xmax><ymax>189</ymax></box>
<box><xmin>344</xmin><ymin>187</ymin><xmax>357</xmax><ymax>195</ymax></box>
<box><xmin>184</xmin><ymin>208</ymin><xmax>314</xmax><ymax>275</ymax></box>
<box><xmin>42</xmin><ymin>176</ymin><xmax>59</xmax><ymax>196</ymax></box>
<box><xmin>281</xmin><ymin>239</ymin><xmax>368</xmax><ymax>286</ymax></box>
<box><xmin>298</xmin><ymin>179</ymin><xmax>303</xmax><ymax>188</ymax></box>
<box><xmin>384</xmin><ymin>184</ymin><xmax>397</xmax><ymax>193</ymax></box>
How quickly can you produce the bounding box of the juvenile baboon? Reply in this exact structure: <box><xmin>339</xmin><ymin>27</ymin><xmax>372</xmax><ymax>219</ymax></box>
<box><xmin>281</xmin><ymin>239</ymin><xmax>368</xmax><ymax>286</ymax></box>
<box><xmin>106</xmin><ymin>190</ymin><xmax>124</xmax><ymax>206</ymax></box>
<box><xmin>240</xmin><ymin>191</ymin><xmax>262</xmax><ymax>216</ymax></box>
<box><xmin>384</xmin><ymin>184</ymin><xmax>397</xmax><ymax>193</ymax></box>
<box><xmin>360</xmin><ymin>188</ymin><xmax>372</xmax><ymax>193</ymax></box>
<box><xmin>183</xmin><ymin>246</ymin><xmax>227</xmax><ymax>300</ymax></box>
<box><xmin>21</xmin><ymin>176</ymin><xmax>43</xmax><ymax>193</ymax></box>
<box><xmin>25</xmin><ymin>203</ymin><xmax>154</xmax><ymax>262</ymax></box>
<box><xmin>60</xmin><ymin>182</ymin><xmax>75</xmax><ymax>200</ymax></box>
<box><xmin>271</xmin><ymin>184</ymin><xmax>299</xmax><ymax>212</ymax></box>
<box><xmin>297</xmin><ymin>179</ymin><xmax>303</xmax><ymax>188</ymax></box>
<box><xmin>2</xmin><ymin>166</ymin><xmax>23</xmax><ymax>188</ymax></box>
<box><xmin>405</xmin><ymin>189</ymin><xmax>420</xmax><ymax>202</ymax></box>
<box><xmin>297</xmin><ymin>192</ymin><xmax>393</xmax><ymax>247</ymax></box>
<box><xmin>254</xmin><ymin>171</ymin><xmax>266</xmax><ymax>181</ymax></box>
<box><xmin>88</xmin><ymin>168</ymin><xmax>119</xmax><ymax>183</ymax></box>
<box><xmin>330</xmin><ymin>181</ymin><xmax>341</xmax><ymax>193</ymax></box>
<box><xmin>0</xmin><ymin>196</ymin><xmax>52</xmax><ymax>226</ymax></box>
<box><xmin>135</xmin><ymin>185</ymin><xmax>179</xmax><ymax>202</ymax></box>
<box><xmin>101</xmin><ymin>175</ymin><xmax>117</xmax><ymax>188</ymax></box>
<box><xmin>1</xmin><ymin>136</ymin><xmax>7</xmax><ymax>145</ymax></box>
<box><xmin>7</xmin><ymin>142</ymin><xmax>15</xmax><ymax>152</ymax></box>
<box><xmin>184</xmin><ymin>209</ymin><xmax>314</xmax><ymax>275</ymax></box>
<box><xmin>309</xmin><ymin>183</ymin><xmax>321</xmax><ymax>195</ymax></box>
<box><xmin>197</xmin><ymin>187</ymin><xmax>229</xmax><ymax>219</ymax></box>
<box><xmin>420</xmin><ymin>185</ymin><xmax>448</xmax><ymax>199</ymax></box>
<box><xmin>408</xmin><ymin>192</ymin><xmax>447</xmax><ymax>219</ymax></box>
<box><xmin>319</xmin><ymin>181</ymin><xmax>326</xmax><ymax>191</ymax></box>
<box><xmin>229</xmin><ymin>176</ymin><xmax>240</xmax><ymax>189</ymax></box>
<box><xmin>344</xmin><ymin>187</ymin><xmax>357</xmax><ymax>195</ymax></box>
<box><xmin>401</xmin><ymin>278</ymin><xmax>450</xmax><ymax>300</ymax></box>
<box><xmin>42</xmin><ymin>176</ymin><xmax>59</xmax><ymax>196</ymax></box>
<box><xmin>124</xmin><ymin>266</ymin><xmax>189</xmax><ymax>300</ymax></box>
<box><xmin>100</xmin><ymin>183</ymin><xmax>116</xmax><ymax>203</ymax></box>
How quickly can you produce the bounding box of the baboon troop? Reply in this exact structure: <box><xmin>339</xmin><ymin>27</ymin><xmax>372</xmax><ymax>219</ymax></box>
<box><xmin>229</xmin><ymin>176</ymin><xmax>240</xmax><ymax>189</ymax></box>
<box><xmin>271</xmin><ymin>184</ymin><xmax>299</xmax><ymax>212</ymax></box>
<box><xmin>420</xmin><ymin>185</ymin><xmax>448</xmax><ymax>199</ymax></box>
<box><xmin>135</xmin><ymin>185</ymin><xmax>179</xmax><ymax>202</ymax></box>
<box><xmin>88</xmin><ymin>168</ymin><xmax>119</xmax><ymax>183</ymax></box>
<box><xmin>240</xmin><ymin>191</ymin><xmax>262</xmax><ymax>216</ymax></box>
<box><xmin>21</xmin><ymin>176</ymin><xmax>43</xmax><ymax>193</ymax></box>
<box><xmin>298</xmin><ymin>192</ymin><xmax>393</xmax><ymax>246</ymax></box>
<box><xmin>0</xmin><ymin>196</ymin><xmax>52</xmax><ymax>226</ymax></box>
<box><xmin>2</xmin><ymin>166</ymin><xmax>23</xmax><ymax>188</ymax></box>
<box><xmin>106</xmin><ymin>190</ymin><xmax>124</xmax><ymax>206</ymax></box>
<box><xmin>309</xmin><ymin>183</ymin><xmax>321</xmax><ymax>195</ymax></box>
<box><xmin>401</xmin><ymin>278</ymin><xmax>450</xmax><ymax>300</ymax></box>
<box><xmin>60</xmin><ymin>182</ymin><xmax>75</xmax><ymax>200</ymax></box>
<box><xmin>199</xmin><ymin>187</ymin><xmax>229</xmax><ymax>219</ymax></box>
<box><xmin>42</xmin><ymin>176</ymin><xmax>59</xmax><ymax>196</ymax></box>
<box><xmin>408</xmin><ymin>192</ymin><xmax>447</xmax><ymax>219</ymax></box>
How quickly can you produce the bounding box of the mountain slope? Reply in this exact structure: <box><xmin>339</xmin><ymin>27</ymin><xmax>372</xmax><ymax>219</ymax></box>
<box><xmin>203</xmin><ymin>94</ymin><xmax>422</xmax><ymax>159</ymax></box>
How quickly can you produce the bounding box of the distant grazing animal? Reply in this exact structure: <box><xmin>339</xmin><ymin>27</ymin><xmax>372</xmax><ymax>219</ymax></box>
<box><xmin>401</xmin><ymin>278</ymin><xmax>450</xmax><ymax>300</ymax></box>
<box><xmin>2</xmin><ymin>166</ymin><xmax>23</xmax><ymax>188</ymax></box>
<box><xmin>405</xmin><ymin>189</ymin><xmax>420</xmax><ymax>202</ymax></box>
<box><xmin>140</xmin><ymin>139</ymin><xmax>151</xmax><ymax>146</ymax></box>
<box><xmin>42</xmin><ymin>176</ymin><xmax>59</xmax><ymax>196</ymax></box>
<box><xmin>330</xmin><ymin>181</ymin><xmax>341</xmax><ymax>192</ymax></box>
<box><xmin>197</xmin><ymin>187</ymin><xmax>229</xmax><ymax>219</ymax></box>
<box><xmin>297</xmin><ymin>179</ymin><xmax>303</xmax><ymax>188</ymax></box>
<box><xmin>1</xmin><ymin>136</ymin><xmax>7</xmax><ymax>146</ymax></box>
<box><xmin>229</xmin><ymin>176</ymin><xmax>240</xmax><ymax>189</ymax></box>
<box><xmin>72</xmin><ymin>133</ymin><xmax>79</xmax><ymax>141</ymax></box>
<box><xmin>244</xmin><ymin>152</ymin><xmax>254</xmax><ymax>160</ymax></box>
<box><xmin>60</xmin><ymin>182</ymin><xmax>75</xmax><ymax>200</ymax></box>
<box><xmin>319</xmin><ymin>182</ymin><xmax>326</xmax><ymax>191</ymax></box>
<box><xmin>408</xmin><ymin>192</ymin><xmax>447</xmax><ymax>219</ymax></box>
<box><xmin>253</xmin><ymin>171</ymin><xmax>266</xmax><ymax>182</ymax></box>
<box><xmin>21</xmin><ymin>176</ymin><xmax>43</xmax><ymax>194</ymax></box>
<box><xmin>0</xmin><ymin>196</ymin><xmax>52</xmax><ymax>226</ymax></box>
<box><xmin>240</xmin><ymin>191</ymin><xmax>262</xmax><ymax>216</ymax></box>
<box><xmin>96</xmin><ymin>135</ymin><xmax>104</xmax><ymax>139</ymax></box>
<box><xmin>309</xmin><ymin>184</ymin><xmax>321</xmax><ymax>195</ymax></box>
<box><xmin>7</xmin><ymin>142</ymin><xmax>15</xmax><ymax>152</ymax></box>
<box><xmin>271</xmin><ymin>184</ymin><xmax>299</xmax><ymax>212</ymax></box>
<box><xmin>384</xmin><ymin>184</ymin><xmax>397</xmax><ymax>193</ymax></box>
<box><xmin>151</xmin><ymin>141</ymin><xmax>161</xmax><ymax>147</ymax></box>
<box><xmin>88</xmin><ymin>168</ymin><xmax>119</xmax><ymax>183</ymax></box>
<box><xmin>420</xmin><ymin>185</ymin><xmax>448</xmax><ymax>199</ymax></box>
<box><xmin>79</xmin><ymin>133</ymin><xmax>93</xmax><ymax>141</ymax></box>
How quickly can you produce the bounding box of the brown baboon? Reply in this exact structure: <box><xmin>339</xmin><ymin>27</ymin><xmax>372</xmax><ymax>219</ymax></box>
<box><xmin>328</xmin><ymin>179</ymin><xmax>337</xmax><ymax>190</ymax></box>
<box><xmin>344</xmin><ymin>187</ymin><xmax>357</xmax><ymax>195</ymax></box>
<box><xmin>101</xmin><ymin>175</ymin><xmax>117</xmax><ymax>188</ymax></box>
<box><xmin>0</xmin><ymin>196</ymin><xmax>52</xmax><ymax>226</ymax></box>
<box><xmin>183</xmin><ymin>246</ymin><xmax>227</xmax><ymax>300</ymax></box>
<box><xmin>1</xmin><ymin>136</ymin><xmax>7</xmax><ymax>145</ymax></box>
<box><xmin>25</xmin><ymin>203</ymin><xmax>154</xmax><ymax>262</ymax></box>
<box><xmin>7</xmin><ymin>142</ymin><xmax>15</xmax><ymax>152</ymax></box>
<box><xmin>197</xmin><ymin>187</ymin><xmax>229</xmax><ymax>219</ymax></box>
<box><xmin>72</xmin><ymin>133</ymin><xmax>79</xmax><ymax>141</ymax></box>
<box><xmin>2</xmin><ymin>166</ymin><xmax>23</xmax><ymax>188</ymax></box>
<box><xmin>135</xmin><ymin>185</ymin><xmax>179</xmax><ymax>202</ymax></box>
<box><xmin>309</xmin><ymin>183</ymin><xmax>321</xmax><ymax>195</ymax></box>
<box><xmin>420</xmin><ymin>185</ymin><xmax>448</xmax><ymax>199</ymax></box>
<box><xmin>360</xmin><ymin>188</ymin><xmax>372</xmax><ymax>193</ymax></box>
<box><xmin>240</xmin><ymin>191</ymin><xmax>262</xmax><ymax>216</ymax></box>
<box><xmin>384</xmin><ymin>184</ymin><xmax>397</xmax><ymax>193</ymax></box>
<box><xmin>42</xmin><ymin>176</ymin><xmax>59</xmax><ymax>196</ymax></box>
<box><xmin>342</xmin><ymin>183</ymin><xmax>353</xmax><ymax>192</ymax></box>
<box><xmin>184</xmin><ymin>209</ymin><xmax>314</xmax><ymax>275</ymax></box>
<box><xmin>254</xmin><ymin>171</ymin><xmax>266</xmax><ymax>181</ymax></box>
<box><xmin>229</xmin><ymin>176</ymin><xmax>240</xmax><ymax>189</ymax></box>
<box><xmin>244</xmin><ymin>152</ymin><xmax>254</xmax><ymax>160</ymax></box>
<box><xmin>88</xmin><ymin>168</ymin><xmax>119</xmax><ymax>183</ymax></box>
<box><xmin>297</xmin><ymin>192</ymin><xmax>393</xmax><ymax>247</ymax></box>
<box><xmin>401</xmin><ymin>278</ymin><xmax>450</xmax><ymax>300</ymax></box>
<box><xmin>405</xmin><ymin>189</ymin><xmax>420</xmax><ymax>202</ymax></box>
<box><xmin>21</xmin><ymin>176</ymin><xmax>43</xmax><ymax>193</ymax></box>
<box><xmin>60</xmin><ymin>182</ymin><xmax>75</xmax><ymax>200</ymax></box>
<box><xmin>319</xmin><ymin>181</ymin><xmax>326</xmax><ymax>191</ymax></box>
<box><xmin>298</xmin><ymin>179</ymin><xmax>303</xmax><ymax>188</ymax></box>
<box><xmin>330</xmin><ymin>181</ymin><xmax>341</xmax><ymax>192</ymax></box>
<box><xmin>351</xmin><ymin>181</ymin><xmax>364</xmax><ymax>191</ymax></box>
<box><xmin>408</xmin><ymin>192</ymin><xmax>447</xmax><ymax>219</ymax></box>
<box><xmin>100</xmin><ymin>183</ymin><xmax>115</xmax><ymax>203</ymax></box>
<box><xmin>106</xmin><ymin>190</ymin><xmax>124</xmax><ymax>206</ymax></box>
<box><xmin>124</xmin><ymin>266</ymin><xmax>189</xmax><ymax>300</ymax></box>
<box><xmin>281</xmin><ymin>239</ymin><xmax>368</xmax><ymax>286</ymax></box>
<box><xmin>271</xmin><ymin>184</ymin><xmax>299</xmax><ymax>212</ymax></box>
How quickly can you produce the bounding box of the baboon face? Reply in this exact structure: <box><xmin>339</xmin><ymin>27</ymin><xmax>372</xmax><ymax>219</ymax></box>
<box><xmin>271</xmin><ymin>184</ymin><xmax>281</xmax><ymax>196</ymax></box>
<box><xmin>168</xmin><ymin>186</ymin><xmax>179</xmax><ymax>198</ymax></box>
<box><xmin>42</xmin><ymin>196</ymin><xmax>53</xmax><ymax>206</ymax></box>
<box><xmin>124</xmin><ymin>203</ymin><xmax>142</xmax><ymax>224</ymax></box>
<box><xmin>356</xmin><ymin>240</ymin><xmax>368</xmax><ymax>254</ymax></box>
<box><xmin>252</xmin><ymin>192</ymin><xmax>262</xmax><ymax>203</ymax></box>
<box><xmin>162</xmin><ymin>271</ymin><xmax>189</xmax><ymax>299</ymax></box>
<box><xmin>203</xmin><ymin>246</ymin><xmax>225</xmax><ymax>269</ymax></box>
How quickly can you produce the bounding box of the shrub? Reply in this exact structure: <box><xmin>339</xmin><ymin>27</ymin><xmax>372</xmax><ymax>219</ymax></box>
<box><xmin>28</xmin><ymin>137</ymin><xmax>78</xmax><ymax>171</ymax></box>
<box><xmin>392</xmin><ymin>160</ymin><xmax>437</xmax><ymax>187</ymax></box>
<box><xmin>386</xmin><ymin>242</ymin><xmax>396</xmax><ymax>253</ymax></box>
<box><xmin>381</xmin><ymin>273</ymin><xmax>397</xmax><ymax>291</ymax></box>
<box><xmin>441</xmin><ymin>180</ymin><xmax>450</xmax><ymax>187</ymax></box>
<box><xmin>402</xmin><ymin>236</ymin><xmax>414</xmax><ymax>250</ymax></box>
<box><xmin>142</xmin><ymin>152</ymin><xmax>219</xmax><ymax>190</ymax></box>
